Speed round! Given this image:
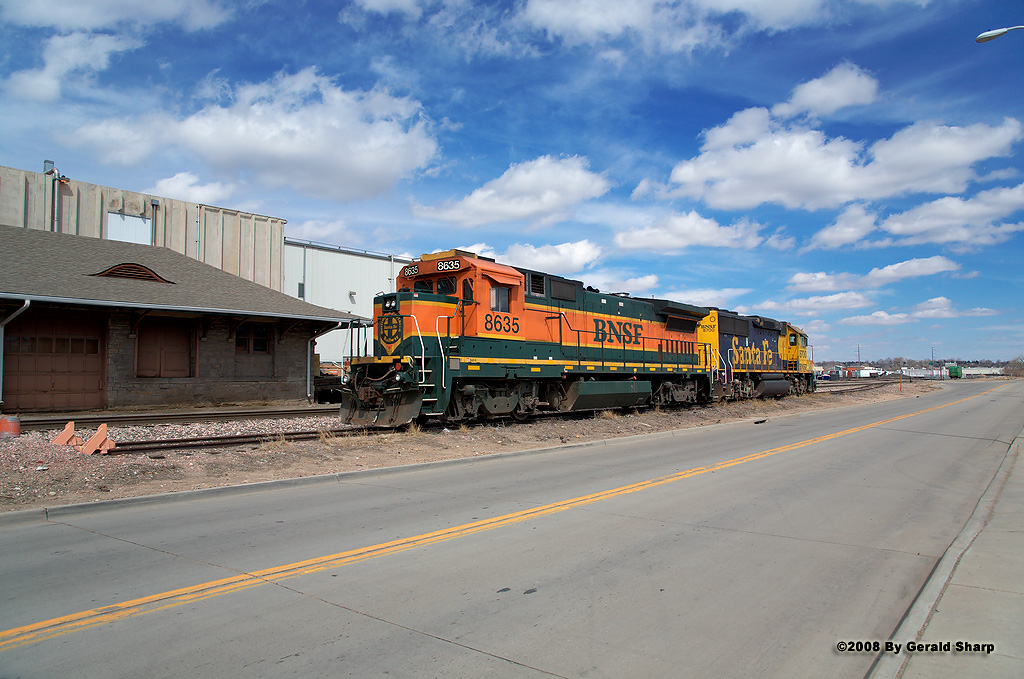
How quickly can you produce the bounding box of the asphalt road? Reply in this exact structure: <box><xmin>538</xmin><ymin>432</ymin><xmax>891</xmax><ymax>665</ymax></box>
<box><xmin>1</xmin><ymin>380</ymin><xmax>1021</xmax><ymax>678</ymax></box>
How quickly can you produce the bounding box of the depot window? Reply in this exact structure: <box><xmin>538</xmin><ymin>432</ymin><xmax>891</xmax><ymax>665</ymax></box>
<box><xmin>236</xmin><ymin>323</ymin><xmax>271</xmax><ymax>354</ymax></box>
<box><xmin>490</xmin><ymin>285</ymin><xmax>510</xmax><ymax>313</ymax></box>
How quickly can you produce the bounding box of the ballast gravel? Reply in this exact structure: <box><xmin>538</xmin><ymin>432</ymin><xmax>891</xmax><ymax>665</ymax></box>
<box><xmin>0</xmin><ymin>381</ymin><xmax>946</xmax><ymax>512</ymax></box>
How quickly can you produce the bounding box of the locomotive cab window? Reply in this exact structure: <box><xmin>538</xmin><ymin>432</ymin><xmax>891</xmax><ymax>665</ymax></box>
<box><xmin>414</xmin><ymin>279</ymin><xmax>433</xmax><ymax>293</ymax></box>
<box><xmin>462</xmin><ymin>278</ymin><xmax>474</xmax><ymax>302</ymax></box>
<box><xmin>801</xmin><ymin>336</ymin><xmax>808</xmax><ymax>348</ymax></box>
<box><xmin>490</xmin><ymin>285</ymin><xmax>510</xmax><ymax>313</ymax></box>
<box><xmin>789</xmin><ymin>334</ymin><xmax>798</xmax><ymax>346</ymax></box>
<box><xmin>437</xmin><ymin>276</ymin><xmax>456</xmax><ymax>295</ymax></box>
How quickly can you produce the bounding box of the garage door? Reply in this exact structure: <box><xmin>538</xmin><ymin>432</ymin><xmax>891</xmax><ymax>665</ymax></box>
<box><xmin>2</xmin><ymin>311</ymin><xmax>106</xmax><ymax>411</ymax></box>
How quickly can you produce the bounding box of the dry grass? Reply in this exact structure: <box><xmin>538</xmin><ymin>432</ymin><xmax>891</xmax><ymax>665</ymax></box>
<box><xmin>257</xmin><ymin>434</ymin><xmax>297</xmax><ymax>454</ymax></box>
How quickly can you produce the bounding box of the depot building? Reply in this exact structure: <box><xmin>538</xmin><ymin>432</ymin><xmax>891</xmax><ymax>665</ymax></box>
<box><xmin>0</xmin><ymin>225</ymin><xmax>363</xmax><ymax>413</ymax></box>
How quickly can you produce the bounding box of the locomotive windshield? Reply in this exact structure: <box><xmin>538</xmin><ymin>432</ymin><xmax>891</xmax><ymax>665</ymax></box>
<box><xmin>437</xmin><ymin>276</ymin><xmax>456</xmax><ymax>295</ymax></box>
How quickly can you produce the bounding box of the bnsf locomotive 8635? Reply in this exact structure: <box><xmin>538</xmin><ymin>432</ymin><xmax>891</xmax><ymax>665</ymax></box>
<box><xmin>340</xmin><ymin>249</ymin><xmax>814</xmax><ymax>427</ymax></box>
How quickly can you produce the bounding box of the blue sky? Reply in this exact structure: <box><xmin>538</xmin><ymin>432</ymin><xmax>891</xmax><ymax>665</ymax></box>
<box><xmin>2</xmin><ymin>0</ymin><xmax>1022</xmax><ymax>362</ymax></box>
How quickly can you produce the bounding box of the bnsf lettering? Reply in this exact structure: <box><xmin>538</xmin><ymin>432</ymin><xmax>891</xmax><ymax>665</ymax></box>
<box><xmin>436</xmin><ymin>259</ymin><xmax>461</xmax><ymax>272</ymax></box>
<box><xmin>593</xmin><ymin>319</ymin><xmax>644</xmax><ymax>345</ymax></box>
<box><xmin>403</xmin><ymin>265</ymin><xmax>419</xmax><ymax>277</ymax></box>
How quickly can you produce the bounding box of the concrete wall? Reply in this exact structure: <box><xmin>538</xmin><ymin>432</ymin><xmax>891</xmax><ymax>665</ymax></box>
<box><xmin>284</xmin><ymin>239</ymin><xmax>412</xmax><ymax>361</ymax></box>
<box><xmin>106</xmin><ymin>311</ymin><xmax>313</xmax><ymax>407</ymax></box>
<box><xmin>0</xmin><ymin>164</ymin><xmax>285</xmax><ymax>291</ymax></box>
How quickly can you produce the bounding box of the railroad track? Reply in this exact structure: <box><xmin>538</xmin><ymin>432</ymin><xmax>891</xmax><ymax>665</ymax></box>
<box><xmin>22</xmin><ymin>380</ymin><xmax>907</xmax><ymax>455</ymax></box>
<box><xmin>815</xmin><ymin>378</ymin><xmax>906</xmax><ymax>393</ymax></box>
<box><xmin>17</xmin><ymin>405</ymin><xmax>341</xmax><ymax>432</ymax></box>
<box><xmin>109</xmin><ymin>427</ymin><xmax>364</xmax><ymax>455</ymax></box>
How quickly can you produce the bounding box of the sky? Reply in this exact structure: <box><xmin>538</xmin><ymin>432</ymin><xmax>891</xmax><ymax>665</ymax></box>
<box><xmin>1</xmin><ymin>0</ymin><xmax>1022</xmax><ymax>363</ymax></box>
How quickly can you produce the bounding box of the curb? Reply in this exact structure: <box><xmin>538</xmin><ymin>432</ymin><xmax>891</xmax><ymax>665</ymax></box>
<box><xmin>866</xmin><ymin>424</ymin><xmax>1023</xmax><ymax>679</ymax></box>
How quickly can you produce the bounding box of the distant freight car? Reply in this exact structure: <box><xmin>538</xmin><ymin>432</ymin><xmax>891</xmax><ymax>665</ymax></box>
<box><xmin>339</xmin><ymin>250</ymin><xmax>815</xmax><ymax>427</ymax></box>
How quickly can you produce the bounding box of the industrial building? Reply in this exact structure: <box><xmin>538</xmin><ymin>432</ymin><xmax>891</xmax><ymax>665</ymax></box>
<box><xmin>0</xmin><ymin>163</ymin><xmax>407</xmax><ymax>364</ymax></box>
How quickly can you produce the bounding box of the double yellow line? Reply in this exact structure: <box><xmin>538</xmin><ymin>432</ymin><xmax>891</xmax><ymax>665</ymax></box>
<box><xmin>0</xmin><ymin>383</ymin><xmax>1007</xmax><ymax>651</ymax></box>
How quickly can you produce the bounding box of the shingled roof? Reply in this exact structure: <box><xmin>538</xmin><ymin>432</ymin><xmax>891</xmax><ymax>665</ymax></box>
<box><xmin>0</xmin><ymin>225</ymin><xmax>364</xmax><ymax>324</ymax></box>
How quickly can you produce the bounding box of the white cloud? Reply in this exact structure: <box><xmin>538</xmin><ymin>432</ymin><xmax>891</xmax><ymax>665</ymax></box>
<box><xmin>806</xmin><ymin>204</ymin><xmax>877</xmax><ymax>250</ymax></box>
<box><xmin>613</xmin><ymin>211</ymin><xmax>774</xmax><ymax>251</ymax></box>
<box><xmin>787</xmin><ymin>256</ymin><xmax>960</xmax><ymax>292</ymax></box>
<box><xmin>517</xmin><ymin>0</ymin><xmax>716</xmax><ymax>52</ymax></box>
<box><xmin>839</xmin><ymin>311</ymin><xmax>913</xmax><ymax>325</ymax></box>
<box><xmin>515</xmin><ymin>0</ymin><xmax>910</xmax><ymax>52</ymax></box>
<box><xmin>667</xmin><ymin>287</ymin><xmax>752</xmax><ymax>308</ymax></box>
<box><xmin>580</xmin><ymin>270</ymin><xmax>660</xmax><ymax>294</ymax></box>
<box><xmin>878</xmin><ymin>183</ymin><xmax>1024</xmax><ymax>247</ymax></box>
<box><xmin>144</xmin><ymin>172</ymin><xmax>234</xmax><ymax>204</ymax></box>
<box><xmin>413</xmin><ymin>156</ymin><xmax>611</xmax><ymax>227</ymax></box>
<box><xmin>756</xmin><ymin>291</ymin><xmax>874</xmax><ymax>315</ymax></box>
<box><xmin>501</xmin><ymin>240</ymin><xmax>604</xmax><ymax>274</ymax></box>
<box><xmin>911</xmin><ymin>297</ymin><xmax>997</xmax><ymax>319</ymax></box>
<box><xmin>772</xmin><ymin>63</ymin><xmax>879</xmax><ymax>119</ymax></box>
<box><xmin>666</xmin><ymin>96</ymin><xmax>1022</xmax><ymax>210</ymax></box>
<box><xmin>354</xmin><ymin>0</ymin><xmax>423</xmax><ymax>19</ymax></box>
<box><xmin>0</xmin><ymin>0</ymin><xmax>231</xmax><ymax>31</ymax></box>
<box><xmin>802</xmin><ymin>319</ymin><xmax>830</xmax><ymax>334</ymax></box>
<box><xmin>4</xmin><ymin>32</ymin><xmax>140</xmax><ymax>102</ymax></box>
<box><xmin>286</xmin><ymin>219</ymin><xmax>363</xmax><ymax>246</ymax></box>
<box><xmin>73</xmin><ymin>68</ymin><xmax>439</xmax><ymax>202</ymax></box>
<box><xmin>456</xmin><ymin>240</ymin><xmax>603</xmax><ymax>276</ymax></box>
<box><xmin>689</xmin><ymin>0</ymin><xmax>834</xmax><ymax>32</ymax></box>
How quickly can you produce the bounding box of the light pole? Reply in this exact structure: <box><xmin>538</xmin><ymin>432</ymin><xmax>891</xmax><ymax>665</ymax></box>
<box><xmin>976</xmin><ymin>26</ymin><xmax>1024</xmax><ymax>43</ymax></box>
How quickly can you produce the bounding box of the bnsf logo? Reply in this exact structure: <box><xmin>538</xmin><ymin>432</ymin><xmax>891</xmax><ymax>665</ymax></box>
<box><xmin>436</xmin><ymin>259</ymin><xmax>461</xmax><ymax>272</ymax></box>
<box><xmin>593</xmin><ymin>319</ymin><xmax>643</xmax><ymax>345</ymax></box>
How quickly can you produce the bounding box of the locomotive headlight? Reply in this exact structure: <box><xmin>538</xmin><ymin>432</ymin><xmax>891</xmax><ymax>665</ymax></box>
<box><xmin>383</xmin><ymin>298</ymin><xmax>397</xmax><ymax>311</ymax></box>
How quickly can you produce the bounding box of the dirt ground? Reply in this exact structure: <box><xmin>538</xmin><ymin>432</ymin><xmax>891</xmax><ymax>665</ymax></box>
<box><xmin>0</xmin><ymin>382</ymin><xmax>946</xmax><ymax>513</ymax></box>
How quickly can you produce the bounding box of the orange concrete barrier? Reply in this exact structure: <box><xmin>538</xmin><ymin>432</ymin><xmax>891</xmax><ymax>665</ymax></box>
<box><xmin>0</xmin><ymin>416</ymin><xmax>20</xmax><ymax>438</ymax></box>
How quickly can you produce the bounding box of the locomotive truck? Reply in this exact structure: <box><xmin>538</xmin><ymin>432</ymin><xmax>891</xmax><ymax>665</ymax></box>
<box><xmin>339</xmin><ymin>249</ymin><xmax>814</xmax><ymax>427</ymax></box>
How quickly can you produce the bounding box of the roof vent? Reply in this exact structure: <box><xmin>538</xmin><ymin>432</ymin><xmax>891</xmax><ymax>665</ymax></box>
<box><xmin>91</xmin><ymin>263</ymin><xmax>174</xmax><ymax>284</ymax></box>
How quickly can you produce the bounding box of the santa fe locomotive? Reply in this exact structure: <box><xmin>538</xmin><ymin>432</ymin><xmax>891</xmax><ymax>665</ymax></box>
<box><xmin>339</xmin><ymin>249</ymin><xmax>815</xmax><ymax>427</ymax></box>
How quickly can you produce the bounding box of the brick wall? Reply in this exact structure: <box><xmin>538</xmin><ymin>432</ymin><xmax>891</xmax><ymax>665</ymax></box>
<box><xmin>106</xmin><ymin>311</ymin><xmax>313</xmax><ymax>408</ymax></box>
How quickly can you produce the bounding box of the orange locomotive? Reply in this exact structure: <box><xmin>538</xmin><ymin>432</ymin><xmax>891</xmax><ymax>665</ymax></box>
<box><xmin>340</xmin><ymin>250</ymin><xmax>814</xmax><ymax>427</ymax></box>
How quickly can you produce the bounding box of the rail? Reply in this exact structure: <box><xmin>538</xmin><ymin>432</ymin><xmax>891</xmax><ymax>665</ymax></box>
<box><xmin>18</xmin><ymin>405</ymin><xmax>341</xmax><ymax>432</ymax></box>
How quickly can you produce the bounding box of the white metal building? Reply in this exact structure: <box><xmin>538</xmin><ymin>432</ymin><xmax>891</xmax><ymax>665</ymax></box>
<box><xmin>283</xmin><ymin>239</ymin><xmax>412</xmax><ymax>361</ymax></box>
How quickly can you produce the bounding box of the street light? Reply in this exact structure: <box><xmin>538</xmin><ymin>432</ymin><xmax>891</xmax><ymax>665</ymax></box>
<box><xmin>976</xmin><ymin>26</ymin><xmax>1024</xmax><ymax>43</ymax></box>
